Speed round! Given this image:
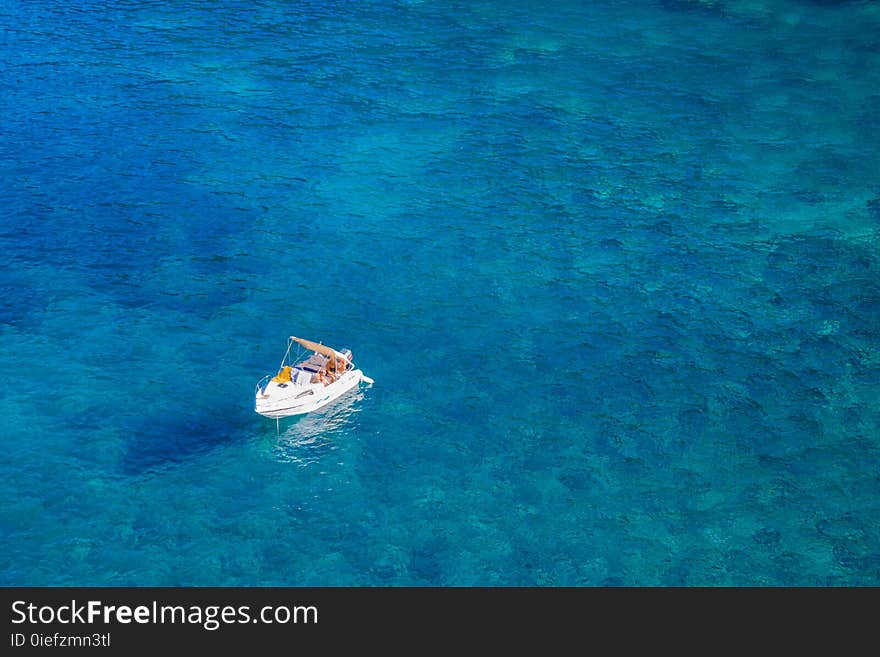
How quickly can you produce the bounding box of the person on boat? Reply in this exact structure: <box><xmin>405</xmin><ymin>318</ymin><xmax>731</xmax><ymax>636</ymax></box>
<box><xmin>325</xmin><ymin>358</ymin><xmax>340</xmax><ymax>383</ymax></box>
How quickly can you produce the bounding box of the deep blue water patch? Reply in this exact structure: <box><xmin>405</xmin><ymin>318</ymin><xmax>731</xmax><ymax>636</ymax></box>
<box><xmin>1</xmin><ymin>0</ymin><xmax>879</xmax><ymax>585</ymax></box>
<box><xmin>121</xmin><ymin>405</ymin><xmax>256</xmax><ymax>475</ymax></box>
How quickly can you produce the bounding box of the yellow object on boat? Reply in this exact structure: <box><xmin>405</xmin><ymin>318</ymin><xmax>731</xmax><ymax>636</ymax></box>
<box><xmin>272</xmin><ymin>365</ymin><xmax>292</xmax><ymax>383</ymax></box>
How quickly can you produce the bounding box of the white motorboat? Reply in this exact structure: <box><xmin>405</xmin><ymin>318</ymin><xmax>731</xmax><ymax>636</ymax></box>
<box><xmin>255</xmin><ymin>336</ymin><xmax>373</xmax><ymax>419</ymax></box>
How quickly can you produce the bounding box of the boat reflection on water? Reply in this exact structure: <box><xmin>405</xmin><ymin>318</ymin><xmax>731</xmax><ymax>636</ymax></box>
<box><xmin>271</xmin><ymin>387</ymin><xmax>365</xmax><ymax>466</ymax></box>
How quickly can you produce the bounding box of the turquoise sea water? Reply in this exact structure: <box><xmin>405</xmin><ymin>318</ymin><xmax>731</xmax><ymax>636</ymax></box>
<box><xmin>1</xmin><ymin>0</ymin><xmax>878</xmax><ymax>585</ymax></box>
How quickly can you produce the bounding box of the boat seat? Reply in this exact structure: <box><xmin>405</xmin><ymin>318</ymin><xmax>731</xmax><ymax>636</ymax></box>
<box><xmin>295</xmin><ymin>354</ymin><xmax>327</xmax><ymax>373</ymax></box>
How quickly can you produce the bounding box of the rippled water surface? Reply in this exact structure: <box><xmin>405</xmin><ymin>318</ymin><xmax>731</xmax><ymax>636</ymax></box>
<box><xmin>1</xmin><ymin>0</ymin><xmax>878</xmax><ymax>585</ymax></box>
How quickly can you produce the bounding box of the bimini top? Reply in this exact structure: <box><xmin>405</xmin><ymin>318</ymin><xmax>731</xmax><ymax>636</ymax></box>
<box><xmin>290</xmin><ymin>336</ymin><xmax>350</xmax><ymax>366</ymax></box>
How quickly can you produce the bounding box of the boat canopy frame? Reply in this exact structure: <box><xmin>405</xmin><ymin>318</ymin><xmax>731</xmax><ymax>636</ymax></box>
<box><xmin>275</xmin><ymin>336</ymin><xmax>354</xmax><ymax>374</ymax></box>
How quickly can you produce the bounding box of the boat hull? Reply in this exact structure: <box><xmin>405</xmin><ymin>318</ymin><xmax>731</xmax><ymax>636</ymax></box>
<box><xmin>255</xmin><ymin>369</ymin><xmax>364</xmax><ymax>418</ymax></box>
